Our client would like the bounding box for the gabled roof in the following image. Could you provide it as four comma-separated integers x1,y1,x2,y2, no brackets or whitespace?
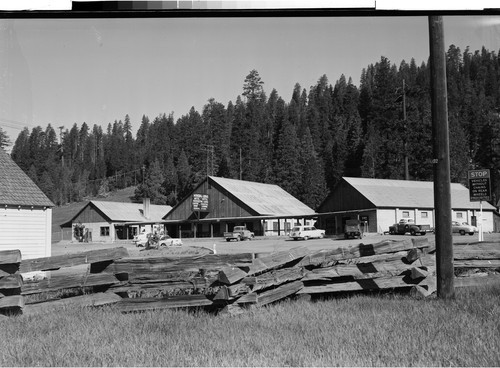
343,177,496,210
73,200,171,223
209,176,316,216
0,149,54,207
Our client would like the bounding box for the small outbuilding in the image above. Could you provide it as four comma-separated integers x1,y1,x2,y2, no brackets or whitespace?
163,176,317,238
317,177,497,235
0,149,54,259
64,199,171,242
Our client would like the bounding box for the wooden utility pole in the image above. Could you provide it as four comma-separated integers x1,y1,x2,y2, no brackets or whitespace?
429,16,454,299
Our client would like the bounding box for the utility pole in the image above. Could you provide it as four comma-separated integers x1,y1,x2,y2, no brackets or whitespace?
429,16,454,299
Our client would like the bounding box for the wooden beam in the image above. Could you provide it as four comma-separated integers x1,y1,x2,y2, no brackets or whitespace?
0,295,24,309
0,250,22,264
20,247,129,273
23,292,122,315
246,247,309,276
298,239,430,267
454,260,500,268
218,266,249,285
454,275,500,288
244,267,306,292
255,280,303,307
116,294,213,313
0,274,23,289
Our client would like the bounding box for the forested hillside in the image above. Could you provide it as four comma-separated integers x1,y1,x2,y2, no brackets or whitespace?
5,45,500,210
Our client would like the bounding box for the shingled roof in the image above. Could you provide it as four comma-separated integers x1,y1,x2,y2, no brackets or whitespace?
0,149,54,207
343,177,496,210
209,176,316,216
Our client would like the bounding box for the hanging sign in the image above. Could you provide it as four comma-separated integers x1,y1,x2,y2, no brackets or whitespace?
192,194,209,211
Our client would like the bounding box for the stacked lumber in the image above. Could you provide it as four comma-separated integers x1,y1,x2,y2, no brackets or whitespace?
216,239,436,315
453,241,500,287
0,250,24,316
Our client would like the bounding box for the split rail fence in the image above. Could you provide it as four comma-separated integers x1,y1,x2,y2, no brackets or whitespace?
1,238,500,318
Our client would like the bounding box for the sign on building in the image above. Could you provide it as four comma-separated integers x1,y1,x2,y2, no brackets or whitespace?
192,194,209,211
468,169,491,202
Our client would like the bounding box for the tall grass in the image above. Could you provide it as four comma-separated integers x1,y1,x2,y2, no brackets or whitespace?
1,284,499,367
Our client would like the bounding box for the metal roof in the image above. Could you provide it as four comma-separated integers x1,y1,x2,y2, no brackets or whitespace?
90,201,171,222
0,149,54,207
209,176,316,216
343,177,496,210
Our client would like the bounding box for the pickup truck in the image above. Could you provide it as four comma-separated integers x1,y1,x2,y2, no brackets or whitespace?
224,226,255,241
389,219,432,236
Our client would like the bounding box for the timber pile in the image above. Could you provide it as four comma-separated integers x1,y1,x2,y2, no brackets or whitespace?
0,250,23,317
0,238,499,317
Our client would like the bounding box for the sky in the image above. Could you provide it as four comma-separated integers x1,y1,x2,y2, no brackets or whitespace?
1,14,500,145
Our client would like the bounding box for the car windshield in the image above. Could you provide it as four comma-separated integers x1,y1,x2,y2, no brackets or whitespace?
291,227,301,232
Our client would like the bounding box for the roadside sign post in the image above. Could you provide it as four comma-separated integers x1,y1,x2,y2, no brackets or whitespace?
468,169,491,242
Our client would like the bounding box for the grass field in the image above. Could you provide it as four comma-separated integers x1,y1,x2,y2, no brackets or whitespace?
1,284,499,367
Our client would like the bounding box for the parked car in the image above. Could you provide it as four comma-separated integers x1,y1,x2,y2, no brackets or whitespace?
290,225,325,240
224,226,255,241
159,235,183,247
133,232,151,247
344,219,363,239
389,219,432,236
452,221,477,236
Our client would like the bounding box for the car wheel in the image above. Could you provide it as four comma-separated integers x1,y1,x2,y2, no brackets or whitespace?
410,229,416,236
469,232,474,236
420,232,426,236
459,230,465,236
303,236,309,241
320,233,325,238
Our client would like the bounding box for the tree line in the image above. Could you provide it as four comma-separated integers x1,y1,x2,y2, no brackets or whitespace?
5,44,500,210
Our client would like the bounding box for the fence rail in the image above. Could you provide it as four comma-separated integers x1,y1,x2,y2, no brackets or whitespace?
1,238,500,317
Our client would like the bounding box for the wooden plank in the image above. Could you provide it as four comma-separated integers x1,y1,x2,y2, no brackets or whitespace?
0,274,23,289
298,239,430,267
20,247,129,273
454,274,500,288
213,284,252,301
218,267,249,285
236,292,258,304
23,292,122,315
299,275,427,294
22,271,120,295
0,263,20,277
255,280,303,306
0,250,22,265
454,259,500,268
246,247,309,276
110,277,216,297
244,267,307,292
0,295,24,309
116,295,213,313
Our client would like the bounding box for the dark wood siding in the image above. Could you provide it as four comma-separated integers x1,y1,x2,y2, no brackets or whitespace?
318,180,375,213
73,204,108,223
165,178,256,221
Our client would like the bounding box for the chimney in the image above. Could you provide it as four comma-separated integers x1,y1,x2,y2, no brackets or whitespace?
143,197,150,220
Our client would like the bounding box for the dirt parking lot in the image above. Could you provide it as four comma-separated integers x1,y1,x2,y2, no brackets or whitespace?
51,231,496,258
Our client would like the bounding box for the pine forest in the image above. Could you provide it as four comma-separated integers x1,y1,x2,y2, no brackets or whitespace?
3,45,500,210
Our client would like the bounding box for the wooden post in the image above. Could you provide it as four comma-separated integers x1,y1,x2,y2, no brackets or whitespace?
428,16,454,299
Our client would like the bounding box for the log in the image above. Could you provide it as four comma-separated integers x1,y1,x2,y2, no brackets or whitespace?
22,271,120,295
20,247,129,273
23,292,122,315
236,292,258,304
255,280,303,307
454,274,500,288
299,275,426,294
246,247,309,276
0,250,22,264
298,239,430,267
0,274,23,289
214,283,252,301
0,295,24,309
116,294,213,313
0,263,20,277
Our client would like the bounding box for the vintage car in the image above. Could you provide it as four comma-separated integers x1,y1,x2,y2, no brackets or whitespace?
134,233,182,247
452,221,477,236
290,225,325,240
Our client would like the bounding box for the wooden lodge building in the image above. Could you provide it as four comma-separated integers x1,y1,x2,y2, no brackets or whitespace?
163,176,318,238
317,177,497,235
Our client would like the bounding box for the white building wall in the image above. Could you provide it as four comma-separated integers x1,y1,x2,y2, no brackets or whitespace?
263,218,315,236
0,207,52,259
76,221,114,242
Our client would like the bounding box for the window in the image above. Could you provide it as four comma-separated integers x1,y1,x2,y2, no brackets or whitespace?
456,212,463,219
402,211,410,218
421,212,428,218
100,226,110,236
